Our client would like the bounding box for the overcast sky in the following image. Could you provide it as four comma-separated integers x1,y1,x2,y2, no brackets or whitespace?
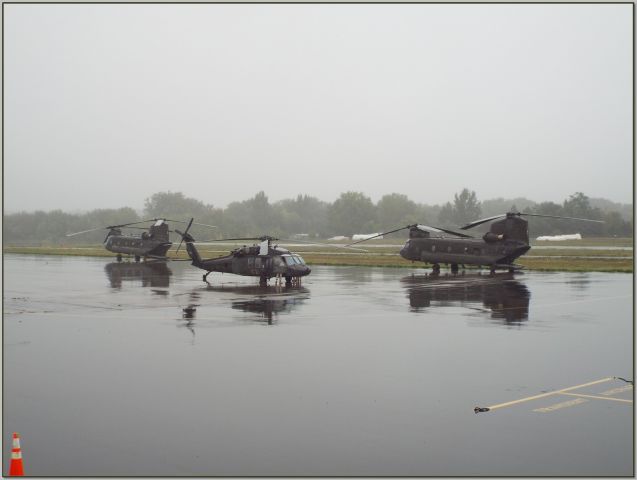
4,3,633,213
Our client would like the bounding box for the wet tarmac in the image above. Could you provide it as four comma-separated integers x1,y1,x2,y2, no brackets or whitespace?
3,254,633,476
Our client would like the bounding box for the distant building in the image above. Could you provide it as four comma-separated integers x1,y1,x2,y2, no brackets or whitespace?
292,233,310,240
327,235,349,241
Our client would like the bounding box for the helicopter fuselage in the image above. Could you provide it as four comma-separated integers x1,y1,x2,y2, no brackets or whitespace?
105,235,172,258
104,221,172,260
399,237,531,269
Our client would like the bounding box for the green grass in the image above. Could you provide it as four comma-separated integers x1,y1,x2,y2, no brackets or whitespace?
3,238,633,273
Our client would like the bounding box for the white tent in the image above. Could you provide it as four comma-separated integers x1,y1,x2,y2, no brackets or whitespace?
536,233,582,241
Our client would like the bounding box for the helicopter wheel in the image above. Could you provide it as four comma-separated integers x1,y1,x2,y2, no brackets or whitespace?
135,255,141,263
259,276,267,287
285,276,292,286
450,264,459,274
432,264,441,274
116,254,122,263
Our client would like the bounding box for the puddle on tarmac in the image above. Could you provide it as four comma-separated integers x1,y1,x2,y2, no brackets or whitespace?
3,255,633,476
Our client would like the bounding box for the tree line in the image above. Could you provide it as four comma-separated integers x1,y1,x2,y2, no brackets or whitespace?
3,189,632,245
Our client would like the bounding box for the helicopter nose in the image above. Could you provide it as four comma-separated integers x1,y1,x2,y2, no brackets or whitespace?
299,265,311,276
291,264,311,276
400,245,413,260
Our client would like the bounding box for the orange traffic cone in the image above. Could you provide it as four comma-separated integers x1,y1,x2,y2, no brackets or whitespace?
9,432,24,476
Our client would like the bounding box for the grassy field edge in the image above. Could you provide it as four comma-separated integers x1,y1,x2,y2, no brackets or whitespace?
3,244,633,273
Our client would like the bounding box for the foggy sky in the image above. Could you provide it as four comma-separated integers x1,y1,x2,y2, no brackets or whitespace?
4,3,633,213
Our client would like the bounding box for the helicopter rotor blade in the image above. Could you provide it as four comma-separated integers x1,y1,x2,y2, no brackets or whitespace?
66,218,170,236
418,225,475,238
345,225,412,247
516,212,605,223
275,238,369,252
203,236,279,242
460,215,508,230
461,212,605,230
175,218,194,254
107,218,163,229
65,227,106,237
164,219,218,229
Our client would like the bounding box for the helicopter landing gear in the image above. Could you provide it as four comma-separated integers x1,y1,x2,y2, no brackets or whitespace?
134,255,141,263
432,264,441,274
285,276,292,286
259,275,268,287
116,254,122,263
203,271,211,283
450,263,459,274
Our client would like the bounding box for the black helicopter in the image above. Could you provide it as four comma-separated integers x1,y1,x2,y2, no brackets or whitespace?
66,218,215,262
348,211,603,273
175,219,312,286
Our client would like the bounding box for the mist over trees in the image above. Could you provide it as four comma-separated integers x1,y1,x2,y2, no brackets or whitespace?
3,189,632,245
437,188,482,227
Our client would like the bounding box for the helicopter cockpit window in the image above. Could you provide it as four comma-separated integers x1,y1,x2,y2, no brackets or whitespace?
282,255,306,266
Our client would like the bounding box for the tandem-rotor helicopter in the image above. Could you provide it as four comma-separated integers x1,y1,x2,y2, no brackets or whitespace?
66,218,216,262
174,219,312,286
347,211,604,274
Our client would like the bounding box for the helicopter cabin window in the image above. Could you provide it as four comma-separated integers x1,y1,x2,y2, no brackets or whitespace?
431,245,436,252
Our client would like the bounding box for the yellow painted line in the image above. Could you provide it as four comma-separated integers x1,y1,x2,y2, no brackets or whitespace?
533,397,588,413
558,392,633,403
482,377,615,412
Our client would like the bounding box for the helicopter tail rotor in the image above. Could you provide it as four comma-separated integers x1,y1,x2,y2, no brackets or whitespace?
175,218,195,254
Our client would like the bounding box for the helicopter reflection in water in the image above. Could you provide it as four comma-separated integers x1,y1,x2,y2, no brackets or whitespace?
175,284,309,333
401,273,531,324
226,285,309,325
104,261,172,289
232,294,308,325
